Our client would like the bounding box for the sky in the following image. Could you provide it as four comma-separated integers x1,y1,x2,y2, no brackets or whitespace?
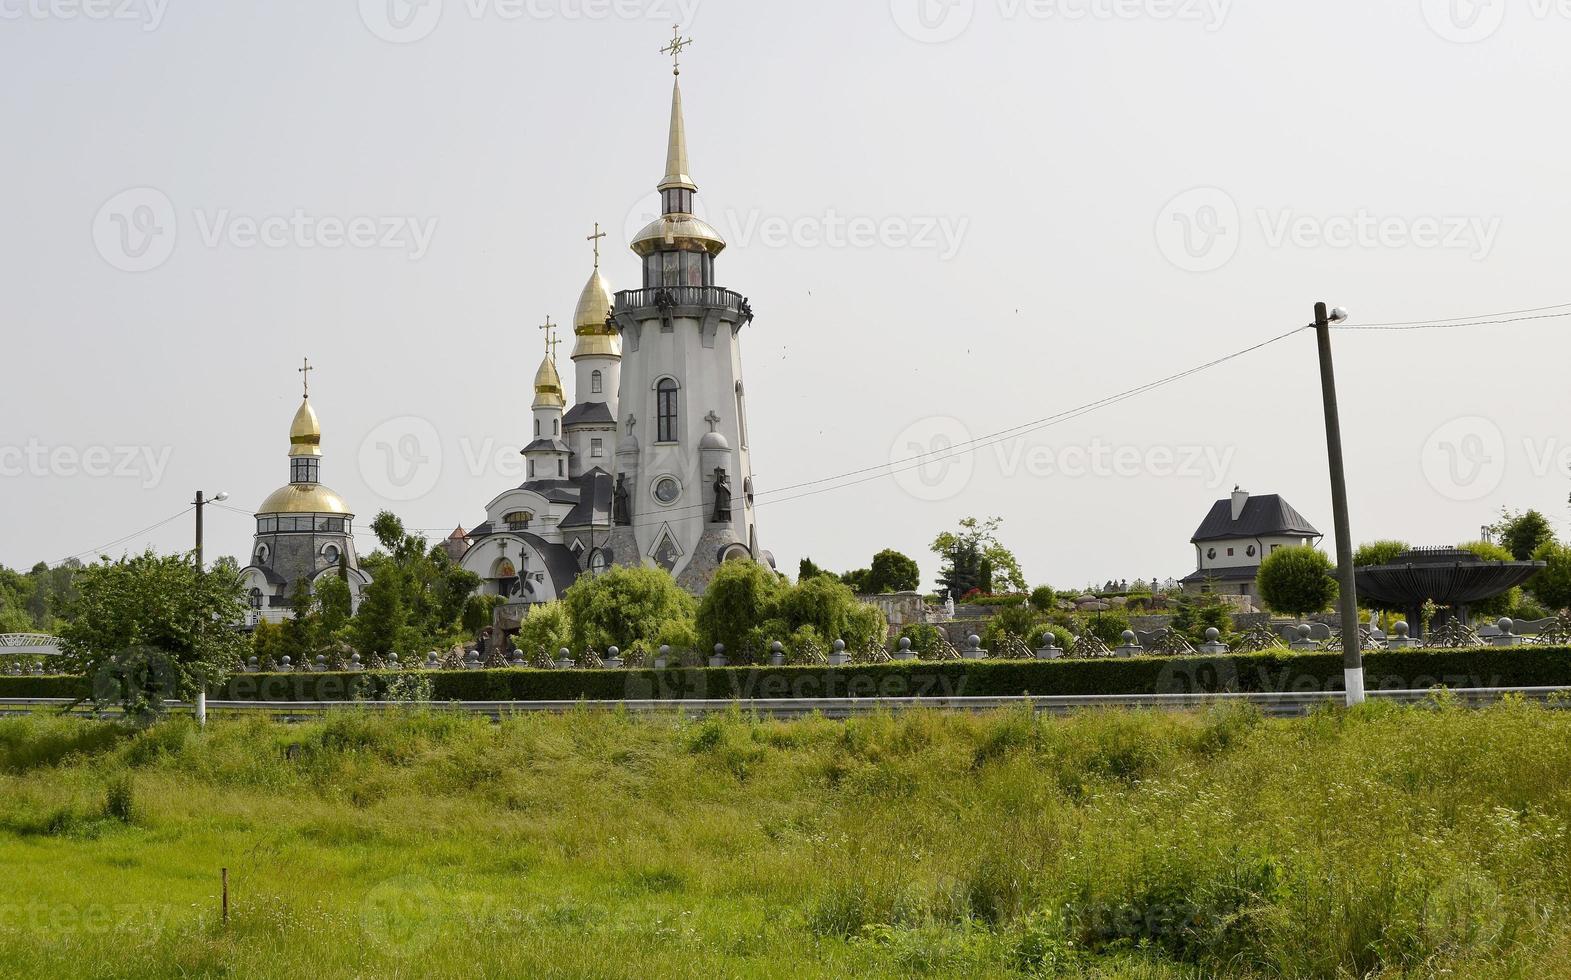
2,0,1568,592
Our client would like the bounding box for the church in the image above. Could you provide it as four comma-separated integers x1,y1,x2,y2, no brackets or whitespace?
238,35,770,627
453,36,770,605
237,375,373,626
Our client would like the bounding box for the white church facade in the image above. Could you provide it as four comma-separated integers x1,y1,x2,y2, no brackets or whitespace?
453,45,769,606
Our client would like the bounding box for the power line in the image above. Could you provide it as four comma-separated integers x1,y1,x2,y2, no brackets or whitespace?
1348,300,1571,329
52,507,194,567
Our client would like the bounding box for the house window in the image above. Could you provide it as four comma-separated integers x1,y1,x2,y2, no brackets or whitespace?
553,419,559,436
290,458,319,484
1207,548,1217,560
558,459,565,477
1227,548,1234,557
591,438,604,458
504,511,533,530
322,544,341,565
657,379,678,442
591,370,603,394
248,589,263,610
528,460,536,478
534,419,540,438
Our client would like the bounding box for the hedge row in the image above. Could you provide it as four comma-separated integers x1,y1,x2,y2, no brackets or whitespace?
3,647,1570,703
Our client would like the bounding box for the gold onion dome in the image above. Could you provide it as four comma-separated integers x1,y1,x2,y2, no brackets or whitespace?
258,483,351,515
289,398,322,456
572,268,621,359
533,354,566,409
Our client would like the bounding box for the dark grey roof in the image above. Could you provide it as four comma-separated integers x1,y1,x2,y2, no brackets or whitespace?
1180,565,1259,584
523,438,572,455
1191,495,1320,543
563,402,615,428
516,532,584,591
561,469,612,528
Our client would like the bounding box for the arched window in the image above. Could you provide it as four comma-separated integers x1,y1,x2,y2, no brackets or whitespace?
553,418,559,436
657,378,679,442
534,419,540,438
248,588,263,610
735,381,749,449
591,370,603,395
504,511,533,530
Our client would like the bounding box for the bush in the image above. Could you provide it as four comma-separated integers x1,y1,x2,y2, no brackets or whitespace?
103,774,137,824
8,648,1571,703
1076,610,1132,647
1257,547,1339,618
896,623,943,657
562,566,695,652
1028,586,1057,613
697,561,784,656
516,603,572,658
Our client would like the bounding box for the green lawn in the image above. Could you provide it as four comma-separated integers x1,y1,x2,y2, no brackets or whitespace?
2,699,1569,978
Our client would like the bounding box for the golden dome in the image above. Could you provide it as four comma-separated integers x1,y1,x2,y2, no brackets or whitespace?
258,482,351,515
572,269,621,359
533,355,566,409
289,398,322,457
630,214,727,258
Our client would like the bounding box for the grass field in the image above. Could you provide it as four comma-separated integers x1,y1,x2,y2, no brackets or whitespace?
2,699,1570,978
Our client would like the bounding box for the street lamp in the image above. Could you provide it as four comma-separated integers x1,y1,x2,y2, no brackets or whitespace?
193,490,229,572
1312,303,1364,706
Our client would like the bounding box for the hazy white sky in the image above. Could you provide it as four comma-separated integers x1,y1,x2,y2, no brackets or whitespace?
2,0,1568,590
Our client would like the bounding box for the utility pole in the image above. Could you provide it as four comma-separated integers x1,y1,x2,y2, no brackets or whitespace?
1314,302,1365,706
194,490,206,572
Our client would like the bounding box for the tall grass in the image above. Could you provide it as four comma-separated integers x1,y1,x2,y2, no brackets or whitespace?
0,700,1568,977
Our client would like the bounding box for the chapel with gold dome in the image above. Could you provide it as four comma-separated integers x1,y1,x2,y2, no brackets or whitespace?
237,364,372,627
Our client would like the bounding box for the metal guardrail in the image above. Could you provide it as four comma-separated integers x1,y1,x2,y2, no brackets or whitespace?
1,687,1566,721
0,634,63,655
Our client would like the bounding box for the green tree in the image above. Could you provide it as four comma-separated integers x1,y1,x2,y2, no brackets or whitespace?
1529,541,1571,611
1490,509,1556,561
932,517,1027,598
58,552,248,722
697,560,784,656
1169,592,1233,644
798,557,832,582
864,549,920,594
1028,585,1057,613
315,574,353,639
1256,547,1339,618
516,602,572,657
350,565,409,656
562,565,696,651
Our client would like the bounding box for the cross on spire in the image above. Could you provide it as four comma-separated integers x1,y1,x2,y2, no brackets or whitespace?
298,357,313,398
539,317,560,359
661,24,693,76
587,221,607,270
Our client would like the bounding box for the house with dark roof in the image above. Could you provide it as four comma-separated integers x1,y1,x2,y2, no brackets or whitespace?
1179,488,1322,608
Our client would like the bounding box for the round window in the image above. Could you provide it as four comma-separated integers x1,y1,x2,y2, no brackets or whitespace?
323,545,341,565
1207,548,1217,560
1246,545,1257,558
653,477,681,504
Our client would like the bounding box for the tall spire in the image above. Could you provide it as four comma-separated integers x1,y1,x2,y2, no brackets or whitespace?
659,26,697,195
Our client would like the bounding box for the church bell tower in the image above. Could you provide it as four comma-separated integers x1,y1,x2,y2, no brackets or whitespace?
607,28,763,589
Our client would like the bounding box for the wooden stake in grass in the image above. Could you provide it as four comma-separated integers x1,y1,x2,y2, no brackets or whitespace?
222,868,229,924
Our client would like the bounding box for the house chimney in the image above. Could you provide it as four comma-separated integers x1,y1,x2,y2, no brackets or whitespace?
1231,486,1249,521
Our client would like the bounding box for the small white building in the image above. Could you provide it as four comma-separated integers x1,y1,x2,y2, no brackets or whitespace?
1179,488,1321,607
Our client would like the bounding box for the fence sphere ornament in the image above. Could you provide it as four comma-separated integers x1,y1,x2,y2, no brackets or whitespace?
1122,630,1138,644
1394,621,1411,637
899,637,912,651
1205,628,1221,642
